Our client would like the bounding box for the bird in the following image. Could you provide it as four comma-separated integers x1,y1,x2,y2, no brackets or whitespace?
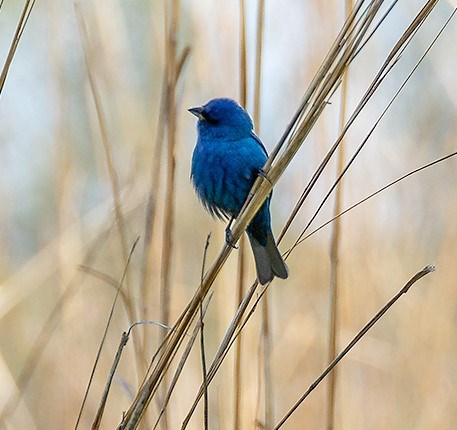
189,97,288,285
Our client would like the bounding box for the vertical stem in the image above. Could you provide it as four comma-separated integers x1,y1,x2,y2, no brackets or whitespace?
159,0,180,428
234,236,246,430
252,0,273,428
0,0,36,96
140,74,167,331
239,0,247,108
200,236,211,430
326,1,352,429
253,0,264,128
75,5,148,395
261,293,273,429
234,1,248,428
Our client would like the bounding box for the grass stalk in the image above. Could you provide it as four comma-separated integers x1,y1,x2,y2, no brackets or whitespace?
76,237,139,430
286,0,445,257
326,2,352,428
78,265,130,316
91,332,129,430
274,264,436,429
301,149,457,245
239,0,247,108
223,147,457,407
181,2,450,424
253,0,265,129
234,1,248,427
260,293,272,428
2,1,455,428
152,295,212,430
139,72,167,324
233,234,246,430
181,280,261,429
140,44,190,344
117,3,425,428
252,0,274,427
0,232,108,425
199,235,211,430
0,0,36,96
235,0,385,251
75,3,134,311
74,11,152,424
157,1,182,428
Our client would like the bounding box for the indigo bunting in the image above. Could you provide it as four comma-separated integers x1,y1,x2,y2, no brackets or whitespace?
189,98,288,285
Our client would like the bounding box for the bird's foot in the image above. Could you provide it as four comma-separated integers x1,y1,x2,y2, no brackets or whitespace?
258,168,272,184
225,227,238,249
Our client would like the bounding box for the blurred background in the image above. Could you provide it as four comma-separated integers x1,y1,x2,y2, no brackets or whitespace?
0,0,456,429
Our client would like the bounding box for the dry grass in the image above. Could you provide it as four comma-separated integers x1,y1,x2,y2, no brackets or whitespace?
0,0,457,429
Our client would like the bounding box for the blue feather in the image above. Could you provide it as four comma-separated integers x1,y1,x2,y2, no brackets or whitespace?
190,98,288,284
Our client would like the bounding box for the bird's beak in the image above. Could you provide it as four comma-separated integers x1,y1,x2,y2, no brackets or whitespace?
188,106,204,120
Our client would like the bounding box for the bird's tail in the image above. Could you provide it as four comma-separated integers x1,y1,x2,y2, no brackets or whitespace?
248,231,288,285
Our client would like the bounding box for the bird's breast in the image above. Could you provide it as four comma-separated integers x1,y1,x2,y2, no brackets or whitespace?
191,139,256,217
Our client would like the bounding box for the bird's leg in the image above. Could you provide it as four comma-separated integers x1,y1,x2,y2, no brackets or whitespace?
225,217,238,249
258,168,272,184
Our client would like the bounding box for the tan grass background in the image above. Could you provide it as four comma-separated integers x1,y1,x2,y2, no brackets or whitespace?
0,0,457,429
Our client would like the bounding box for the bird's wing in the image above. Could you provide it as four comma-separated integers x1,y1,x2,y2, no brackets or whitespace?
250,132,269,160
249,132,274,200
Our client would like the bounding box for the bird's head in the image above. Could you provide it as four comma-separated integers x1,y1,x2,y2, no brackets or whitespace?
188,98,253,140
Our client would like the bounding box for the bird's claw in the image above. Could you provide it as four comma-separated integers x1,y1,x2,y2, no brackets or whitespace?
258,168,272,184
225,227,238,249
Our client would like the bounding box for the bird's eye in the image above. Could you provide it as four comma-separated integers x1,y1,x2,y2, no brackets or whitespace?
202,111,218,124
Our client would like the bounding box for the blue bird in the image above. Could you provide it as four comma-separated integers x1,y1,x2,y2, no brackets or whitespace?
189,98,288,285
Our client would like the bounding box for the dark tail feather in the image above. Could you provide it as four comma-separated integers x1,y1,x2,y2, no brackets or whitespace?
248,231,288,285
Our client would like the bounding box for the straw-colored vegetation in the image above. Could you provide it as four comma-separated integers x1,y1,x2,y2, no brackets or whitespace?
0,1,456,429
